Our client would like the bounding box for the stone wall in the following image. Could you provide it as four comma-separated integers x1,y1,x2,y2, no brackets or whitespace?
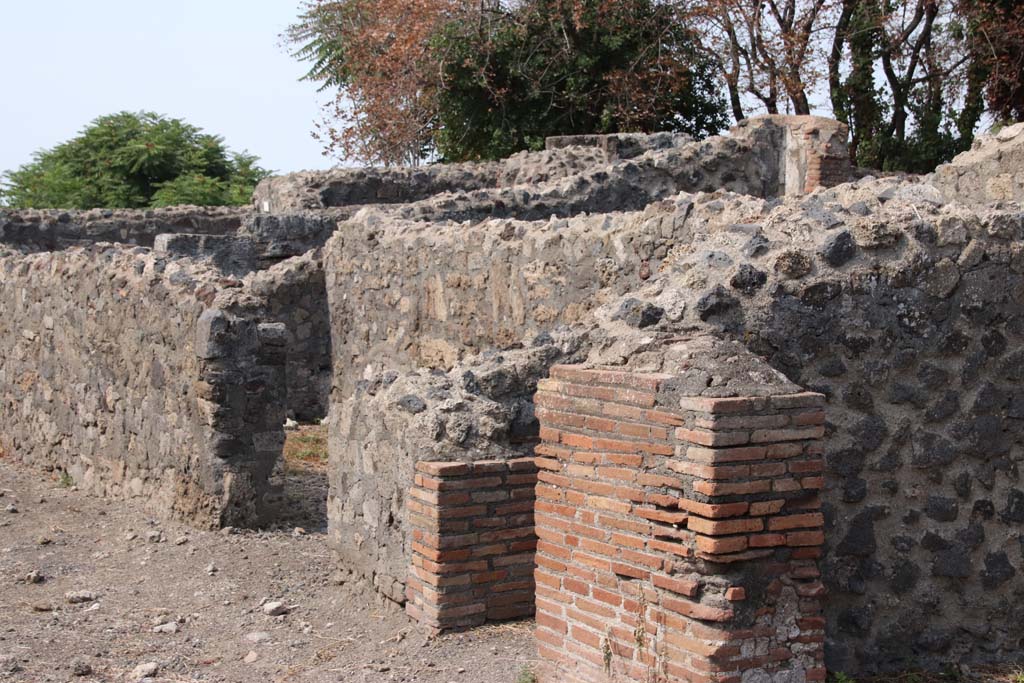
252,145,615,214
932,122,1024,204
258,116,851,219
239,252,332,421
0,208,337,423
325,340,582,603
582,182,1024,674
0,206,249,251
321,121,1023,671
0,245,286,526
533,345,826,683
322,209,649,390
317,115,849,630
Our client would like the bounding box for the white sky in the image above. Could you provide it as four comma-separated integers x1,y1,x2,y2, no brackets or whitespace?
0,1,337,176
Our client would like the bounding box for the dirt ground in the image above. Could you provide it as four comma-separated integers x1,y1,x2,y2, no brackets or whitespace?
0,450,535,683
2,443,1020,683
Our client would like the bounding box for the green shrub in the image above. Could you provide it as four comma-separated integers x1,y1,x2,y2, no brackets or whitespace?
1,111,268,209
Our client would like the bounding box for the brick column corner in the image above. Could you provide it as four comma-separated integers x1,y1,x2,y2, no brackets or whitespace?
406,458,538,633
533,353,826,683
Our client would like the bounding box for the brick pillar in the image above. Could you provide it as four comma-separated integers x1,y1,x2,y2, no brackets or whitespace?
533,364,826,683
406,458,538,632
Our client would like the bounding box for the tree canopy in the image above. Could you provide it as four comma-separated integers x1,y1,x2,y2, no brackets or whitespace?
288,0,728,165
0,112,268,209
290,0,1024,173
432,0,727,161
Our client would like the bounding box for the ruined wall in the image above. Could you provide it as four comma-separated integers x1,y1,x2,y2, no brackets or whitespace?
323,209,651,389
326,340,582,602
322,119,1022,672
321,116,852,392
259,116,850,219
0,206,249,251
580,181,1024,674
243,252,332,421
252,142,628,214
0,208,338,422
932,122,1024,204
0,245,287,527
319,114,853,623
533,344,826,683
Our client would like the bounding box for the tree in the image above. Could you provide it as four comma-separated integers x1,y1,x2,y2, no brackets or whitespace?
956,0,1024,123
693,0,1012,172
828,0,987,171
0,112,269,209
694,0,837,120
288,0,465,166
433,0,727,160
288,0,728,164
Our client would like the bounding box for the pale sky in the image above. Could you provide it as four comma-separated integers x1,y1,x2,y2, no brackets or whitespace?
0,1,337,177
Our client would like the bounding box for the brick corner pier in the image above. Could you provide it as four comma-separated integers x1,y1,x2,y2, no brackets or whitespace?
405,458,539,633
533,359,827,683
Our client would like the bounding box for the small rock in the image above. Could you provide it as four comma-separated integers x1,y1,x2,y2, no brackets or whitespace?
695,286,738,320
774,250,813,279
146,530,163,543
262,601,289,616
4,504,17,514
153,621,179,634
71,659,92,676
611,298,664,328
130,662,159,680
37,536,52,546
922,258,960,298
284,417,299,431
206,563,218,575
821,230,857,267
174,536,189,545
243,650,259,663
26,570,43,584
292,527,306,537
396,394,427,414
65,590,97,604
124,531,137,542
221,526,236,536
0,654,22,673
729,264,767,295
244,631,271,643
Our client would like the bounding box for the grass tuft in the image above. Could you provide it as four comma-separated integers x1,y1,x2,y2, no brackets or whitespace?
283,425,328,470
515,666,537,683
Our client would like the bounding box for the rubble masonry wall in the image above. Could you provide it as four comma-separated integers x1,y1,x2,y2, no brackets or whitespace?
0,245,288,526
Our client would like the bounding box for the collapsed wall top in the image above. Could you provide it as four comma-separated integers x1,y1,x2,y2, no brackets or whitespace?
253,116,852,215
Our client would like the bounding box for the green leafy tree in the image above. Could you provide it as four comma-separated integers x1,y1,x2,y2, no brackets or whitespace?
432,0,728,161
288,0,728,165
0,112,269,209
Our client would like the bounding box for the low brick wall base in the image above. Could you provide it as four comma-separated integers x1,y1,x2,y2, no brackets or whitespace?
406,459,538,632
534,364,827,683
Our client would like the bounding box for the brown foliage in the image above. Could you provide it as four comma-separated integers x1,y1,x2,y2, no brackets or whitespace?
302,0,470,166
958,0,1024,122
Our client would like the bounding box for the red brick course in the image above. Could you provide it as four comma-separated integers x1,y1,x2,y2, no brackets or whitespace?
406,458,538,632
534,364,827,683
